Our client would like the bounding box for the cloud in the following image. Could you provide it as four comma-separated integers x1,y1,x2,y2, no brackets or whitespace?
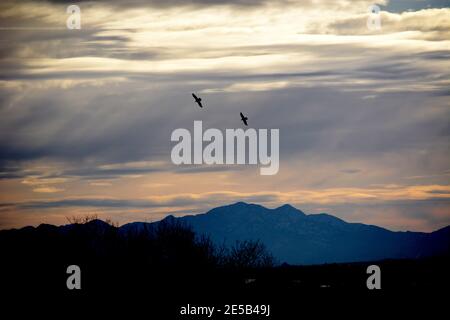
325,8,450,40
32,186,64,193
22,176,68,186
10,184,450,209
340,169,361,174
43,0,273,7
381,0,450,13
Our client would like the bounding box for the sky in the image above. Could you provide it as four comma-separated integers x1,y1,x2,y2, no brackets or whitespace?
0,0,449,231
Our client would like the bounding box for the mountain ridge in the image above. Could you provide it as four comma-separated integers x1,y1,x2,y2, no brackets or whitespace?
119,202,449,264
4,202,449,265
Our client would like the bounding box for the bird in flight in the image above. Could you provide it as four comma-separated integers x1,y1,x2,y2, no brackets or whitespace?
240,112,248,126
192,93,203,108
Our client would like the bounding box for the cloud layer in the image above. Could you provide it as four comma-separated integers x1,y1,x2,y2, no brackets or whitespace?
0,0,449,231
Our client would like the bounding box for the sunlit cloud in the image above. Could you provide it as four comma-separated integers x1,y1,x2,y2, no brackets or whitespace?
32,186,64,193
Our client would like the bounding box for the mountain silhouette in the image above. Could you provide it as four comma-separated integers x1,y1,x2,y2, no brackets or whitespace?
122,202,450,264
1,202,449,296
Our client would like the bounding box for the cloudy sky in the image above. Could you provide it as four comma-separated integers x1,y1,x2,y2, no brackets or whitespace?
0,0,449,231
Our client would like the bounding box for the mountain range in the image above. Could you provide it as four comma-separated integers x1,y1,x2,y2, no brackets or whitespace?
121,202,450,265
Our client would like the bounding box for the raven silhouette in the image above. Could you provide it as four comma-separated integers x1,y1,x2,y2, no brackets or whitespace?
192,93,203,108
240,112,248,126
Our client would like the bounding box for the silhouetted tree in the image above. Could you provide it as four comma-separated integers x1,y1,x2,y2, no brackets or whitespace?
66,214,99,224
224,240,275,268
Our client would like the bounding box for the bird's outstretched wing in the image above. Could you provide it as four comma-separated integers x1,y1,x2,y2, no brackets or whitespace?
192,93,198,100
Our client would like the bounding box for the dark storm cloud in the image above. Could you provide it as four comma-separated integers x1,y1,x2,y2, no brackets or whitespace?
1,54,448,175
0,79,176,165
